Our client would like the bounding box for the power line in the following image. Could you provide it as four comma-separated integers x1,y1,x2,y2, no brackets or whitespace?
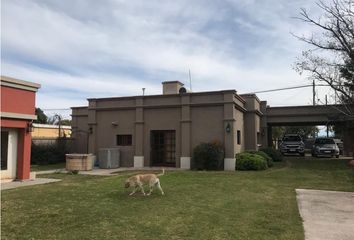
42,109,71,110
250,84,312,94
245,84,338,94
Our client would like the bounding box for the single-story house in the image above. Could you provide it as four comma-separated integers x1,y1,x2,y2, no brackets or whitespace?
72,81,263,170
32,123,71,139
31,123,72,146
1,76,40,180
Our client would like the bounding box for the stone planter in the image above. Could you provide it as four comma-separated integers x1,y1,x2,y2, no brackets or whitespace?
66,154,95,171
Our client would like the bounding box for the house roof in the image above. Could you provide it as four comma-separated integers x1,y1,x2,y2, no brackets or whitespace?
1,75,41,92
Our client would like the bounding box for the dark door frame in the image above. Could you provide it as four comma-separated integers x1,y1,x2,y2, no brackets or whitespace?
150,130,176,167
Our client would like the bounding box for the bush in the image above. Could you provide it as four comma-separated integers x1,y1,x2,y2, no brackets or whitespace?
31,140,68,165
260,147,283,162
245,150,273,167
236,153,268,171
192,141,224,170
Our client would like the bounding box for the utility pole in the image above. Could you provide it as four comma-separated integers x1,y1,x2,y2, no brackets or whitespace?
325,95,328,105
312,80,316,106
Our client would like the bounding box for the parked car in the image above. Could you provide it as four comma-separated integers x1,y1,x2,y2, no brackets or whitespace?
333,139,344,155
280,134,305,156
312,138,339,158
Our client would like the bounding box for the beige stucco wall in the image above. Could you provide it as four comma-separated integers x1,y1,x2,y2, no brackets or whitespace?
72,89,261,168
32,125,71,138
191,106,224,150
95,110,135,167
240,94,262,150
234,108,245,154
143,108,181,167
71,107,89,153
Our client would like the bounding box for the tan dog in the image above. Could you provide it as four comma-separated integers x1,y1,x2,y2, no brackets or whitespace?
124,169,165,196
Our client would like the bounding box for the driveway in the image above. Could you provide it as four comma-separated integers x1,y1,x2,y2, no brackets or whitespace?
296,189,354,240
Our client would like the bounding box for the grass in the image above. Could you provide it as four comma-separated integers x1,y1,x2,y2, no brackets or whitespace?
30,162,66,172
2,157,353,240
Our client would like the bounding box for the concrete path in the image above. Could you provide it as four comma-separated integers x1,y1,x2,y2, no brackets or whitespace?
35,169,67,174
34,167,183,176
78,167,184,176
1,178,62,191
296,189,354,240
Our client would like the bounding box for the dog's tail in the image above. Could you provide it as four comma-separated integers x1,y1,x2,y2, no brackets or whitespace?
157,168,165,177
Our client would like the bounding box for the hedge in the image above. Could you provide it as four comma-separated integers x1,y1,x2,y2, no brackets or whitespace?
236,152,268,171
192,141,224,170
245,150,273,167
259,147,283,162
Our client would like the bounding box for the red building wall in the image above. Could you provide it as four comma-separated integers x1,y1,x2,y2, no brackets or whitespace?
1,78,39,180
1,86,36,115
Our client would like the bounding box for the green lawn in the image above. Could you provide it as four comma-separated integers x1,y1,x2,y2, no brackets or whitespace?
2,157,353,240
30,162,66,172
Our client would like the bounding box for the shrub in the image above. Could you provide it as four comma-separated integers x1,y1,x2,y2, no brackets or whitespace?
245,150,273,167
236,153,268,171
192,141,224,170
31,140,68,165
260,147,283,162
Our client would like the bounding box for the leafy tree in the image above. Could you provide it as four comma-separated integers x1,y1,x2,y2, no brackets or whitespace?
294,0,354,157
272,126,286,139
47,114,71,126
34,108,48,124
273,126,319,139
285,126,319,139
294,0,354,115
60,119,72,126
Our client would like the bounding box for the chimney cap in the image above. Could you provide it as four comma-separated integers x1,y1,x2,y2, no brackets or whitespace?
162,81,184,86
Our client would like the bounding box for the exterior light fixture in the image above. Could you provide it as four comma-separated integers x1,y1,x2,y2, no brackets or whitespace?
89,127,93,134
225,123,231,133
26,121,34,133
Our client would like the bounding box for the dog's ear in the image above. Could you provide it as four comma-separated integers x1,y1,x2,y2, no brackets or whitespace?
124,182,130,188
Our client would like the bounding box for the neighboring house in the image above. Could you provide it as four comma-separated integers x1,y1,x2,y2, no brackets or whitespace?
31,123,72,146
32,123,71,139
1,76,40,181
72,81,263,170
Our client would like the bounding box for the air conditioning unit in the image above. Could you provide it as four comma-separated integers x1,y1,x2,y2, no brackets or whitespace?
98,148,120,169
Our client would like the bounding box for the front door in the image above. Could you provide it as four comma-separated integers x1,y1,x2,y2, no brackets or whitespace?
1,129,18,180
150,130,176,167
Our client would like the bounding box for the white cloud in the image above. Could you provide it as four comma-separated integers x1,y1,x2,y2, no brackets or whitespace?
1,0,335,116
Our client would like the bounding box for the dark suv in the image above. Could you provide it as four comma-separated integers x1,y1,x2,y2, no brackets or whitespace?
280,134,305,156
312,138,340,158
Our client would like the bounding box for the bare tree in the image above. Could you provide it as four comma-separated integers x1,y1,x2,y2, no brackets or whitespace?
294,0,354,115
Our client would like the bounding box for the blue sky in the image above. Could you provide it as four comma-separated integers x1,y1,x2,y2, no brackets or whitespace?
1,0,334,119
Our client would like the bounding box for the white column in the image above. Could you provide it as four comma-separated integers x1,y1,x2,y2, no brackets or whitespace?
180,157,191,169
224,158,236,171
133,156,144,168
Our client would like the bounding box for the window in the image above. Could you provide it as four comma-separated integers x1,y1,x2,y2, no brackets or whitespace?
283,135,302,142
1,131,9,170
117,135,132,146
315,138,335,144
237,130,241,145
